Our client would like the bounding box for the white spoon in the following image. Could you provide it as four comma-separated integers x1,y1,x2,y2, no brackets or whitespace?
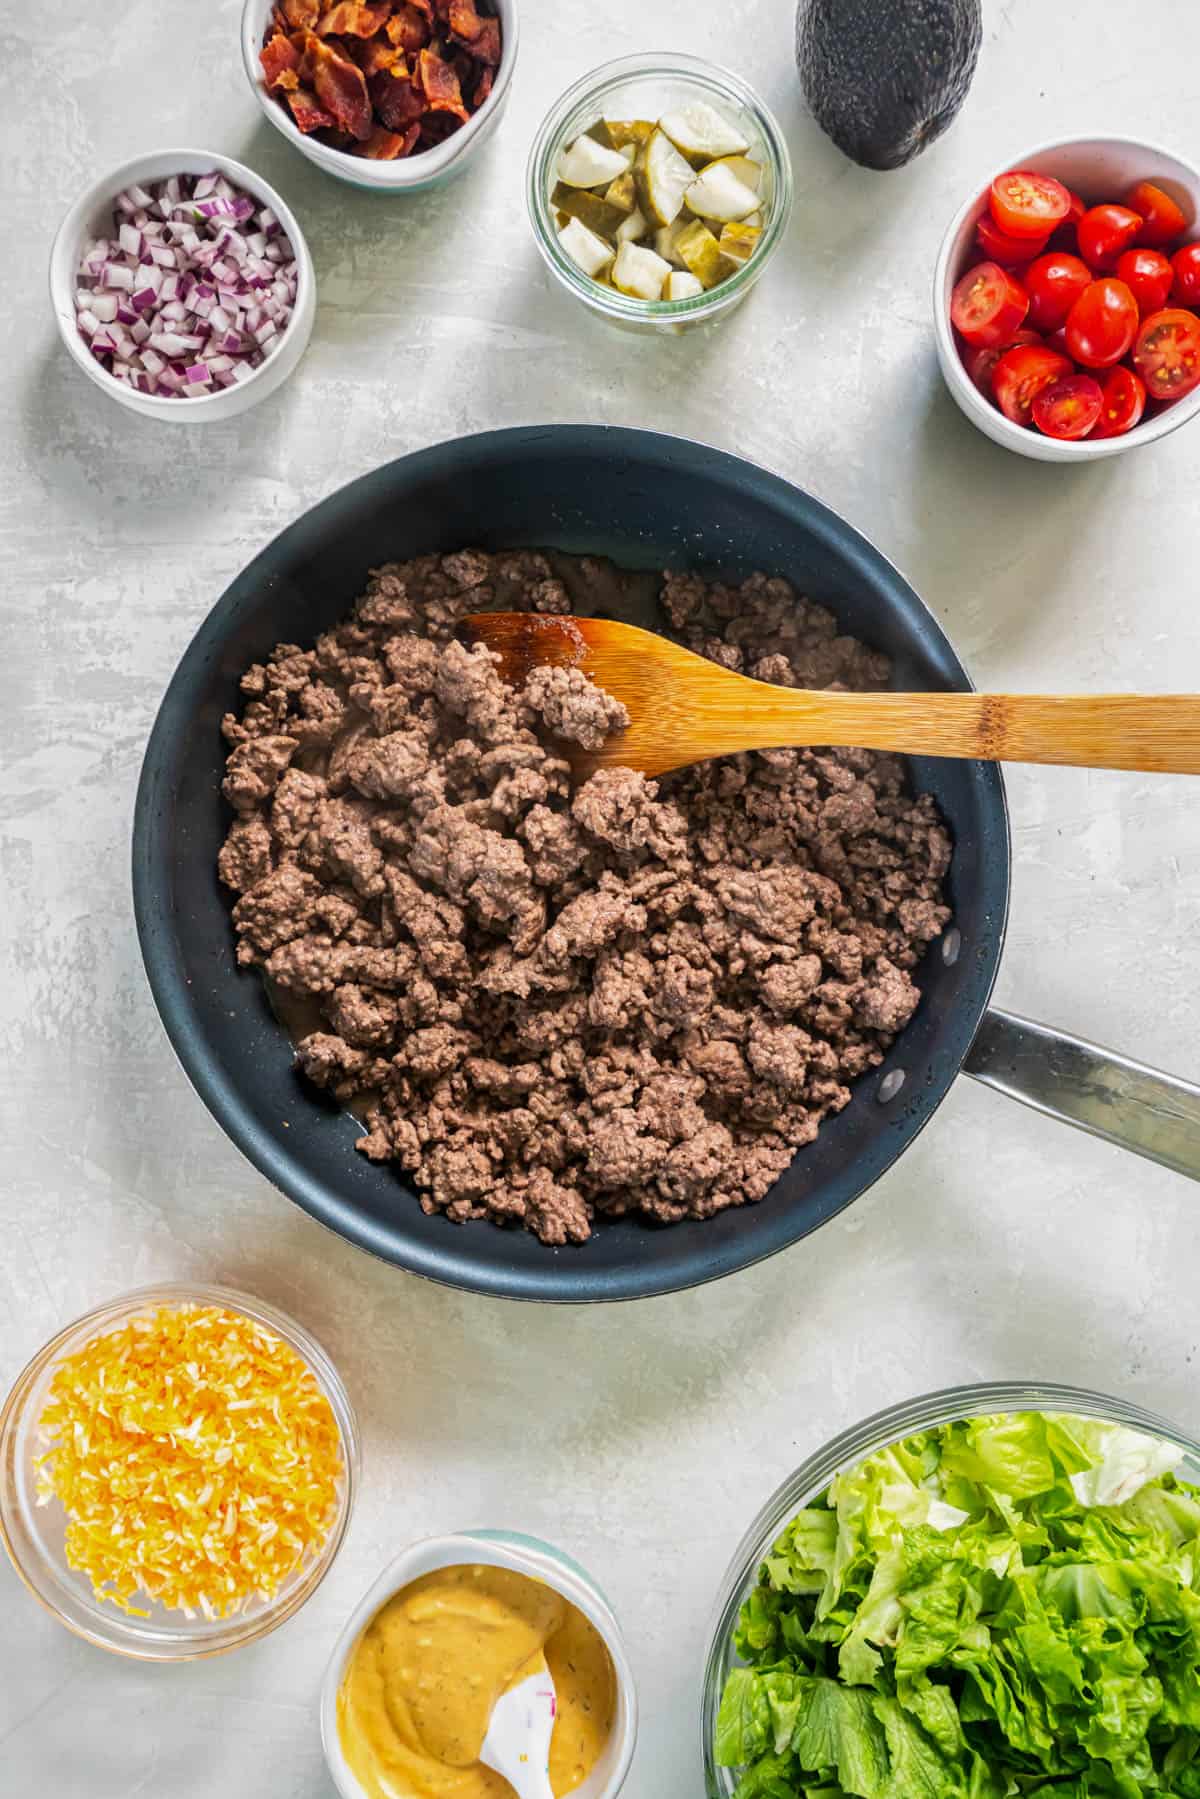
478,1654,558,1799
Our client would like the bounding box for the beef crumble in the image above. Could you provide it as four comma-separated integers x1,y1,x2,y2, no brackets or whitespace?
218,551,952,1244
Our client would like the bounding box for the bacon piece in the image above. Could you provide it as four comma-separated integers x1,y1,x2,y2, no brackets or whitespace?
287,84,336,132
417,45,468,121
315,1,390,35
368,68,427,129
261,31,302,88
473,62,494,105
385,2,430,50
306,31,373,137
447,0,482,40
351,33,406,74
357,121,421,158
465,15,500,65
281,0,319,29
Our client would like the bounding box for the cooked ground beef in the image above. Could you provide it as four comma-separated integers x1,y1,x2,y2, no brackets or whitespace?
218,551,952,1245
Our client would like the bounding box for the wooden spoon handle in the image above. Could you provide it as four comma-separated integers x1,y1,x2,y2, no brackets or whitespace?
747,690,1200,773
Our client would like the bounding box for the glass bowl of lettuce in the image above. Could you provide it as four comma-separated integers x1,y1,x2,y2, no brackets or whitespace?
703,1383,1200,1799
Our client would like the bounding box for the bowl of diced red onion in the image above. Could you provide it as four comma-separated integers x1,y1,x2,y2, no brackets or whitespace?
50,149,315,420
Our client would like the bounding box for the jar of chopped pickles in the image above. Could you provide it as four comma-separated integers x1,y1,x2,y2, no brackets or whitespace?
527,53,793,334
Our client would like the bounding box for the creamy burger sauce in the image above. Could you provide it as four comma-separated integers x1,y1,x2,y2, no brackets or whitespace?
337,1563,616,1798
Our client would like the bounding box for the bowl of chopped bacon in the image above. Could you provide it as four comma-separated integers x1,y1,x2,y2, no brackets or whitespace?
0,1284,358,1657
243,0,516,188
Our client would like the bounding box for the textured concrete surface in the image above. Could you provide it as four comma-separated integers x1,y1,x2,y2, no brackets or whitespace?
3,0,1200,1792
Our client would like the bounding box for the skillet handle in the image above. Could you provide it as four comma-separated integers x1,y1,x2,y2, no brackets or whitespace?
963,1007,1200,1182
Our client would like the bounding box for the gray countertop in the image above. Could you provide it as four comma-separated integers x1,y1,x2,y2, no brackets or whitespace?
4,0,1200,1792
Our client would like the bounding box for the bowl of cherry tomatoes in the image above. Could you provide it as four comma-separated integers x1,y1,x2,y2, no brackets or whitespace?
934,136,1200,460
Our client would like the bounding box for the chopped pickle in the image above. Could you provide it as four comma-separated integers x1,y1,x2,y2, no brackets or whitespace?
604,172,638,214
612,240,673,300
558,216,615,278
585,120,616,149
718,221,762,267
707,154,763,193
555,210,570,229
654,219,690,267
603,119,655,150
674,218,731,289
743,210,763,228
665,270,704,300
616,206,648,244
659,100,749,164
552,183,629,238
636,128,695,228
558,135,631,189
684,161,760,222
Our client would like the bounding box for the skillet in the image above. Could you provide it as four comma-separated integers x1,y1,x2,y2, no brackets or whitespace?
132,426,1200,1301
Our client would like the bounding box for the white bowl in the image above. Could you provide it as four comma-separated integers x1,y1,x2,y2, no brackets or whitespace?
241,0,518,191
49,149,316,423
321,1530,638,1799
934,134,1200,461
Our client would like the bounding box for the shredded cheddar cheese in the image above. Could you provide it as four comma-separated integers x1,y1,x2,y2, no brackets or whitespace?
35,1302,343,1619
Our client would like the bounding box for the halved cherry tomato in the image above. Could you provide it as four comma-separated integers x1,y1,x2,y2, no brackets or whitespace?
990,170,1072,238
1032,373,1104,439
1127,180,1189,248
1077,204,1143,270
962,327,1042,395
1116,247,1174,314
1022,252,1092,330
991,343,1074,426
1171,244,1200,304
976,213,1049,264
1064,278,1139,367
951,261,1030,347
1091,365,1147,438
1047,189,1087,253
1133,308,1200,401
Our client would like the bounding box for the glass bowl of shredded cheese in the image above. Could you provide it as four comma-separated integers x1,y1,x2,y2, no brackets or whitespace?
0,1283,358,1658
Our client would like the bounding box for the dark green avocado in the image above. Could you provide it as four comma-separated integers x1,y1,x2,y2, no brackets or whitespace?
796,0,983,171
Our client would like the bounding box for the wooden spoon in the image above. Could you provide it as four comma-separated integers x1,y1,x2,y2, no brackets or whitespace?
460,612,1200,780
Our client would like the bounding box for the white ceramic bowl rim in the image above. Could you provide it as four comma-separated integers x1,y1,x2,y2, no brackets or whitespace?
239,0,518,185
934,132,1200,461
49,147,314,416
321,1531,638,1799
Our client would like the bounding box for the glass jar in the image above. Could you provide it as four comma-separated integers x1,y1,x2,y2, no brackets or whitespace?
527,52,792,335
700,1381,1200,1796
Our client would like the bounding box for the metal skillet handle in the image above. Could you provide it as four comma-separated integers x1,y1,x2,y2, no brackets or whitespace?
963,1008,1200,1181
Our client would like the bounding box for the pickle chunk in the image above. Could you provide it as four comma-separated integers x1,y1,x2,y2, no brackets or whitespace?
612,241,673,300
665,271,704,300
684,161,760,222
552,183,628,238
659,101,750,164
718,221,762,267
707,154,763,194
616,207,648,244
675,219,731,289
636,129,695,228
558,135,631,188
558,217,615,278
601,118,656,150
604,171,638,214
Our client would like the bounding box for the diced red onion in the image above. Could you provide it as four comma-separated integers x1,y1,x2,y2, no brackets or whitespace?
71,170,298,398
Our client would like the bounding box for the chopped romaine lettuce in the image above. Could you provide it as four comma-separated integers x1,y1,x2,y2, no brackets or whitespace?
717,1411,1198,1799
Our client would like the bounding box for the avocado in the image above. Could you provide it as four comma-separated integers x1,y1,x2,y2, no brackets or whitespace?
796,0,982,171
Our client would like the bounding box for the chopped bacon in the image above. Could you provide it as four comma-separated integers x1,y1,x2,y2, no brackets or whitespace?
447,0,483,39
465,14,499,65
386,2,430,50
417,45,468,121
261,32,302,88
287,85,336,132
351,34,406,75
262,0,499,154
359,121,421,158
315,1,390,35
368,68,427,129
306,31,373,137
